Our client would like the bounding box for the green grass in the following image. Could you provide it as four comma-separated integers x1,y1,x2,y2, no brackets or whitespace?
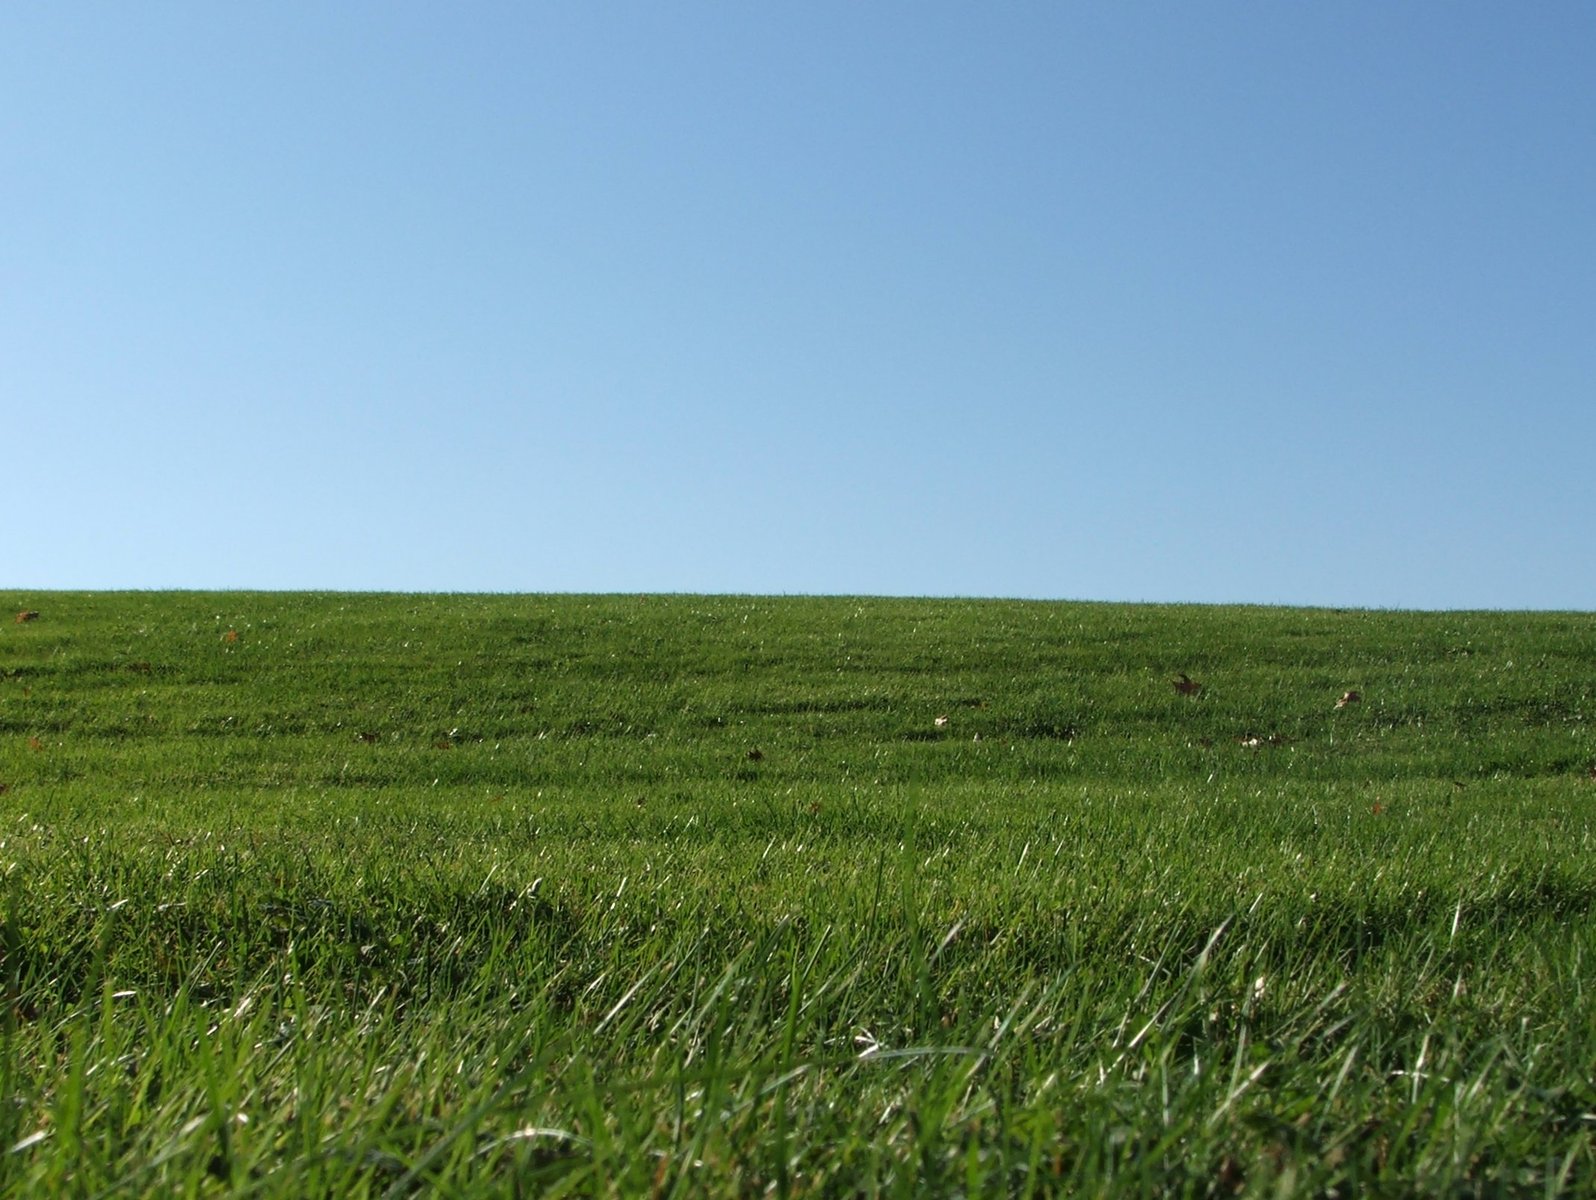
2,591,1594,1196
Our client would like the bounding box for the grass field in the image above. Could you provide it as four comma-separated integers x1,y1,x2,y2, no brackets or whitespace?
2,591,1593,1197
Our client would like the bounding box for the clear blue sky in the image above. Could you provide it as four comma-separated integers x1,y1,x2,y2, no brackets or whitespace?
5,3,1592,608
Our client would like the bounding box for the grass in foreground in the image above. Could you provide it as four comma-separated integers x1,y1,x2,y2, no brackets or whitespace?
1,591,1594,1196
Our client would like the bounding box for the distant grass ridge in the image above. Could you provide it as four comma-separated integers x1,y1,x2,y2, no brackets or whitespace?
2,592,1594,1195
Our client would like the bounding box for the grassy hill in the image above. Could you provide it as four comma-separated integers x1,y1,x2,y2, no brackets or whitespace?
2,592,1594,1196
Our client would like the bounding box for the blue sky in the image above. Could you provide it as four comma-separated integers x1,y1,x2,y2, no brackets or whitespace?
5,3,1592,608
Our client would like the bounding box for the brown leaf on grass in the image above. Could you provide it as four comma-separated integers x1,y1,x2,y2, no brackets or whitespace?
1216,1155,1245,1194
27,737,43,752
14,611,40,624
432,739,454,750
1172,673,1203,696
222,629,239,644
1335,690,1361,708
